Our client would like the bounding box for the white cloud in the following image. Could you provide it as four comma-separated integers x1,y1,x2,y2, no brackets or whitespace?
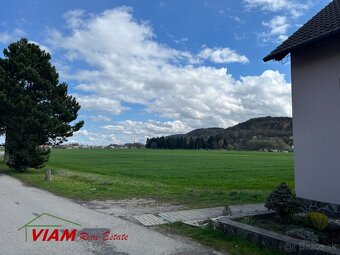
75,95,128,115
103,120,190,140
0,33,11,44
0,28,26,44
244,0,315,44
197,47,249,64
244,0,312,17
74,129,89,136
173,37,188,45
46,7,291,144
260,15,289,43
263,16,289,35
68,120,185,145
63,9,86,29
235,70,292,117
90,114,111,122
67,129,120,145
244,0,287,11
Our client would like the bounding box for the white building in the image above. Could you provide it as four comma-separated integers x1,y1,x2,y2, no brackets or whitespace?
264,0,340,218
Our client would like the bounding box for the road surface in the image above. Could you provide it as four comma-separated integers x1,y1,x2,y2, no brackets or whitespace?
0,174,222,255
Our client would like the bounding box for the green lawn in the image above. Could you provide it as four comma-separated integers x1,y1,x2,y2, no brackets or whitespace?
0,149,294,208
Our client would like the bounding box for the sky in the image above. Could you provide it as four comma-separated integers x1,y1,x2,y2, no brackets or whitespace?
0,0,331,145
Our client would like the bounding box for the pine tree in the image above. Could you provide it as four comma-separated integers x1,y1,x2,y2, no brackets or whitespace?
265,182,301,222
0,39,84,171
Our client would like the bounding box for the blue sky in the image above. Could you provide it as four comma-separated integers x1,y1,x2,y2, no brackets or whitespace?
0,0,331,144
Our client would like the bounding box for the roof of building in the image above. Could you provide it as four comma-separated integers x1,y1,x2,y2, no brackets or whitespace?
263,0,340,62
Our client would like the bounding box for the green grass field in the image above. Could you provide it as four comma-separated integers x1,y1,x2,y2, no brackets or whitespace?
0,149,294,208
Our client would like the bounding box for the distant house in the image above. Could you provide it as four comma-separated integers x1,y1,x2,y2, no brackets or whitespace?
264,0,340,218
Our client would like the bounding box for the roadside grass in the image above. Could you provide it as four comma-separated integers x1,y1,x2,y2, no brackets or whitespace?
160,222,285,255
0,149,294,208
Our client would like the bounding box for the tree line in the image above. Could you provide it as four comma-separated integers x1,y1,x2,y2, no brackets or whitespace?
146,136,227,150
146,135,291,151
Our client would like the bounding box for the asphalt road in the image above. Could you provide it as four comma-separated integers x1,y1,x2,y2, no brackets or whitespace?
0,174,223,255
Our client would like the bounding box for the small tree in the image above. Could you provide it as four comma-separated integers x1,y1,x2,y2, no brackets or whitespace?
0,38,84,171
265,182,301,222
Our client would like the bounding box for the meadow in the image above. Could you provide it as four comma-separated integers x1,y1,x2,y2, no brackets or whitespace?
1,149,294,208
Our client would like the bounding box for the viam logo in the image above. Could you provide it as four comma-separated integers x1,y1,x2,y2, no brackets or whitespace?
17,212,81,242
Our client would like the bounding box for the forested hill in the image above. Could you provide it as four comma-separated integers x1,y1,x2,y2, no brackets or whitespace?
146,116,293,151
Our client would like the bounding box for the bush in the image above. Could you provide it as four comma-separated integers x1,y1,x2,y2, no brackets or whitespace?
265,182,301,222
285,228,319,243
307,212,329,231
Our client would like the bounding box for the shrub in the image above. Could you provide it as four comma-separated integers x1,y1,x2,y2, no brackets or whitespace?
285,228,319,243
307,212,329,231
265,182,301,222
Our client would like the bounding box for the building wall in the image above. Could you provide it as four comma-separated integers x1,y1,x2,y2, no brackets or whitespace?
291,37,340,205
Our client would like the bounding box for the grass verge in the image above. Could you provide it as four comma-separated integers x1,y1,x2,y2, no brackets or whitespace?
160,222,285,255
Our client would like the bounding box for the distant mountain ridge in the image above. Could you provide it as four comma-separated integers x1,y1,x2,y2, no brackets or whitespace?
146,116,293,151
